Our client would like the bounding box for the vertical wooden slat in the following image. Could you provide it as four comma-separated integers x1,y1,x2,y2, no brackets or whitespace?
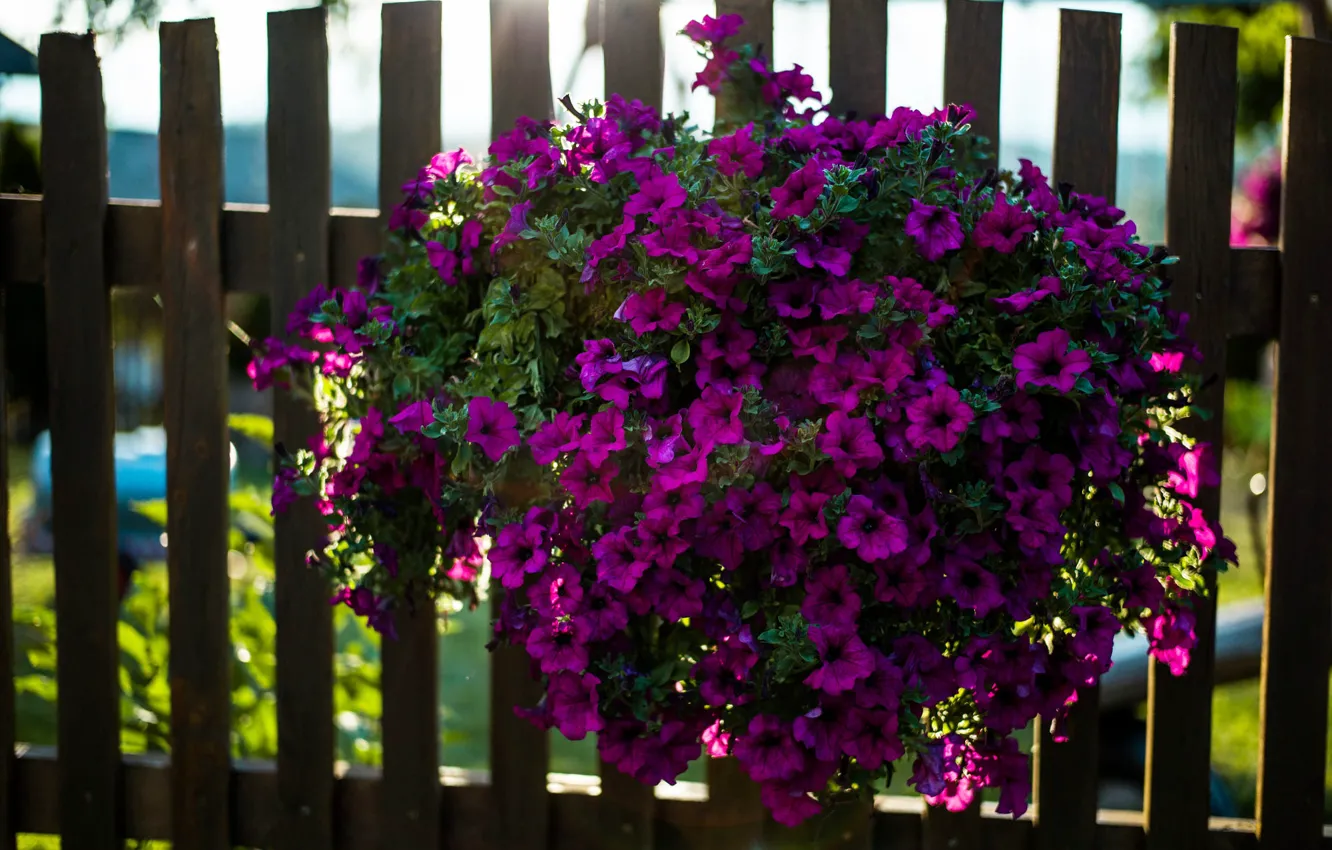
922,806,981,850
487,5,553,848
1035,11,1120,850
701,756,763,850
160,18,230,850
603,0,663,111
378,4,443,849
39,32,121,850
829,0,887,118
1143,23,1236,850
0,288,11,850
598,764,654,850
1256,35,1332,849
943,0,1004,150
491,0,554,136
714,0,773,129
268,8,335,850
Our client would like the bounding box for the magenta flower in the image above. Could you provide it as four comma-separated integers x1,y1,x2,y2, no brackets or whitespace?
941,555,1005,616
733,714,805,782
547,671,603,740
529,412,585,465
905,384,974,453
526,619,588,675
425,240,458,284
837,495,908,561
489,521,549,589
580,408,627,465
804,625,874,695
801,564,862,627
780,489,830,545
905,199,964,262
593,527,649,592
973,193,1037,253
688,385,745,447
624,170,688,222
616,288,686,335
466,397,520,462
388,399,433,434
683,13,744,45
792,699,861,760
561,454,619,508
1013,329,1093,393
709,122,765,178
816,412,884,476
770,158,827,219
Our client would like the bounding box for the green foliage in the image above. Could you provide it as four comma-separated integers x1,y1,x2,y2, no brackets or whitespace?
1146,3,1302,143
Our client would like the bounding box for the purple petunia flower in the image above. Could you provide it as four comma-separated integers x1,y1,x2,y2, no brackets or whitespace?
580,408,627,466
709,122,765,179
616,288,686,336
624,170,688,222
561,454,619,508
780,489,830,546
770,158,827,219
1013,329,1093,394
816,411,884,476
905,384,974,453
973,192,1037,253
489,520,549,589
733,714,806,782
804,625,875,695
547,671,603,740
905,199,964,262
801,564,862,627
837,495,908,561
528,412,586,465
389,399,434,434
466,397,521,462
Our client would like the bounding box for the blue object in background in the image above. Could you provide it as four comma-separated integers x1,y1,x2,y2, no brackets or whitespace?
25,426,238,566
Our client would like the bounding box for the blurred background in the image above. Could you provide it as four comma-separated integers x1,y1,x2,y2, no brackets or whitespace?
0,0,1309,828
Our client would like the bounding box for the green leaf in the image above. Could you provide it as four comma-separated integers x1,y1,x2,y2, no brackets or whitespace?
1108,482,1125,504
670,339,691,365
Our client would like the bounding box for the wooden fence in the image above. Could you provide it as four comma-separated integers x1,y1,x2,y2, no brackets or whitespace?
0,0,1327,847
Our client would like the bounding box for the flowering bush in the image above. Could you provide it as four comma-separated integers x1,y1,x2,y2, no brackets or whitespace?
252,15,1234,824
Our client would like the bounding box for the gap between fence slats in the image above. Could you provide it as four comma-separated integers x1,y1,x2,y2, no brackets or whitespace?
943,0,1003,152
829,0,887,119
160,17,231,850
267,8,336,850
488,6,555,847
1035,10,1120,849
492,0,555,136
377,3,444,848
38,31,122,850
1256,34,1332,849
603,0,663,112
1143,22,1237,850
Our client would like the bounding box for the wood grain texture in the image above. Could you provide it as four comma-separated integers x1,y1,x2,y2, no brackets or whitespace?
1143,23,1237,850
38,32,122,850
267,9,335,850
598,758,655,850
1035,14,1120,849
491,0,554,136
0,288,11,850
829,0,887,118
1256,35,1332,849
943,0,1003,150
1052,10,1121,199
160,18,231,850
378,4,444,848
922,804,981,850
603,0,663,111
700,757,763,850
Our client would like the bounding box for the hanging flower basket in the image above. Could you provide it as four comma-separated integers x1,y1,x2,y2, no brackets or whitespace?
252,14,1234,825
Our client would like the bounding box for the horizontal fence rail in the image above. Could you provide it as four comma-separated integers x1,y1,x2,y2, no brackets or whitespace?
0,0,1326,848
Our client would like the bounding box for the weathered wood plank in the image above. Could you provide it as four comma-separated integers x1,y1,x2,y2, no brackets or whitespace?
378,4,443,849
943,0,1004,150
1143,22,1237,850
603,0,663,111
491,0,554,136
1228,246,1279,339
829,0,887,118
598,763,654,850
38,31,122,850
700,757,763,850
923,805,982,850
1036,11,1121,850
267,8,335,850
1256,34,1332,849
160,17,232,850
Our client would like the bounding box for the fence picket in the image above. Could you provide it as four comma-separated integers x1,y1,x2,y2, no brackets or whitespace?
1256,34,1332,849
267,8,335,850
160,18,231,850
829,0,887,118
604,0,663,111
491,0,554,135
1143,22,1237,850
1034,10,1121,850
377,3,444,848
38,32,121,850
488,5,554,848
943,0,1003,150
702,756,763,850
715,0,773,128
597,764,654,850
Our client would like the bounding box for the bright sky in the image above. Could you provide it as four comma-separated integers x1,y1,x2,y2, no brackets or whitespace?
0,0,1169,157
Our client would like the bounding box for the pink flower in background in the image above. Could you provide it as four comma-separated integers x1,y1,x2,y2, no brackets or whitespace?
465,397,520,462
